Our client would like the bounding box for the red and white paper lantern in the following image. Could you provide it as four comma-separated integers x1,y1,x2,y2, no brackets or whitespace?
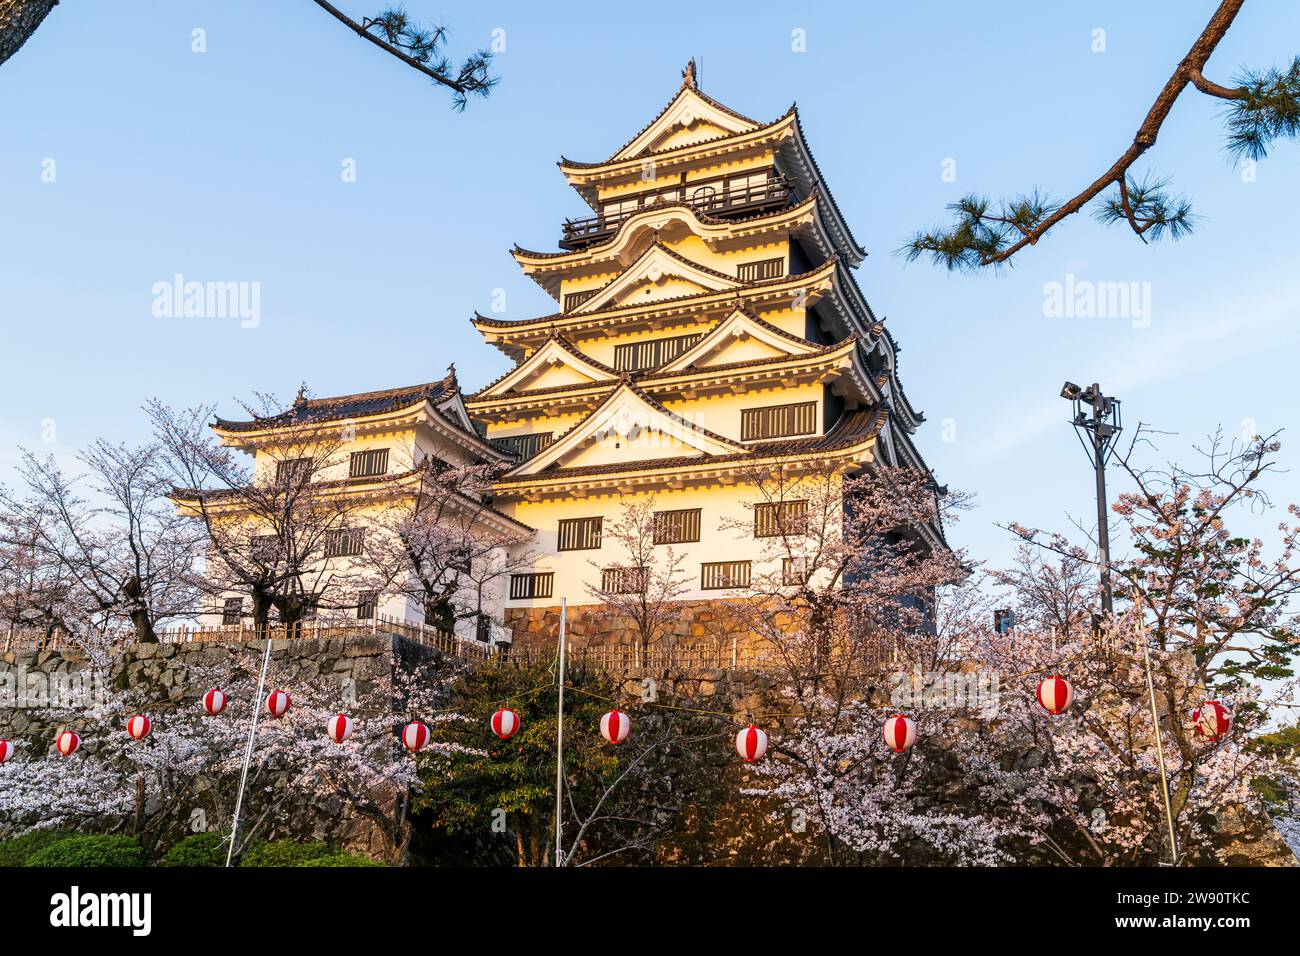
600,709,631,745
265,689,291,718
1036,675,1074,715
55,731,80,757
126,714,151,740
883,714,916,754
402,721,430,753
735,725,769,762
202,688,228,716
490,708,520,740
0,739,12,763
1193,700,1231,741
326,713,353,744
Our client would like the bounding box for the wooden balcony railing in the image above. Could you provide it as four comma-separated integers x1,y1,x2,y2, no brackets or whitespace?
559,174,797,250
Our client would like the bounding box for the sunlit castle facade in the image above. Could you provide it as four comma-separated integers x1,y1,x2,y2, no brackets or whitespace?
468,61,944,643
187,62,944,646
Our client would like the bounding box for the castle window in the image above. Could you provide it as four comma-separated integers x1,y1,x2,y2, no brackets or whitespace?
510,572,554,600
563,289,599,311
702,561,751,590
741,401,817,441
557,516,603,552
356,591,378,620
737,257,785,282
222,598,243,625
653,508,701,545
495,432,554,460
783,557,813,586
613,332,703,372
601,566,648,594
324,527,366,558
275,458,312,485
754,500,809,538
349,448,389,478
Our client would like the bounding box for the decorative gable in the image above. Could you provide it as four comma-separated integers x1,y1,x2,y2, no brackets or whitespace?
611,70,761,161
475,336,615,397
657,307,821,372
508,382,745,477
570,244,740,314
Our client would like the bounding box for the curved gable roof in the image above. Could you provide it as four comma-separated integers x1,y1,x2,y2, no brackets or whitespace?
506,380,745,478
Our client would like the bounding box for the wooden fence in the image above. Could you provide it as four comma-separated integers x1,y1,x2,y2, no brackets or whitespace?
499,638,786,672
2,614,493,663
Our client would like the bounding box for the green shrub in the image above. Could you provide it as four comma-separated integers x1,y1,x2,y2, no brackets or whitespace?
238,840,337,867
0,829,76,867
298,852,383,867
25,834,143,868
160,832,226,867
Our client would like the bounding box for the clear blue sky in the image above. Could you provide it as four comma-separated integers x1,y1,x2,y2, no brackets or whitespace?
2,0,1299,573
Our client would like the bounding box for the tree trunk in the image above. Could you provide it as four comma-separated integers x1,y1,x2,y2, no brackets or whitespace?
0,0,58,68
251,590,272,635
122,575,158,643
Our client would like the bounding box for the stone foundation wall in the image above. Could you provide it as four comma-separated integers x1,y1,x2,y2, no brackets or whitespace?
504,599,753,649
0,636,439,859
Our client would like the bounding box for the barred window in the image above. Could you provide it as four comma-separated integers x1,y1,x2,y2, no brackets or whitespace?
754,500,809,538
701,560,751,590
741,402,817,441
783,557,812,586
324,527,365,558
275,458,312,485
356,591,378,619
737,257,785,282
613,333,703,372
349,448,389,478
563,289,599,311
222,598,242,625
601,566,648,594
475,615,492,642
557,516,602,552
495,432,554,460
653,508,701,545
510,572,554,600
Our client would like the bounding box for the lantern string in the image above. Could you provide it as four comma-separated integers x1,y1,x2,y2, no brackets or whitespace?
559,683,812,722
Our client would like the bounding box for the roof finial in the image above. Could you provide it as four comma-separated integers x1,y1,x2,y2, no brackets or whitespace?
682,58,697,90
294,382,308,404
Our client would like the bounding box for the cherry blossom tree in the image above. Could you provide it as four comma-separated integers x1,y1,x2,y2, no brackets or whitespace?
362,458,535,639
720,461,970,863
0,443,201,647
0,645,457,864
147,395,390,631
585,496,692,658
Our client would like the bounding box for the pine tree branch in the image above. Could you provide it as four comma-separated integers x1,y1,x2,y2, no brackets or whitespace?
312,0,466,92
311,0,496,108
903,0,1253,270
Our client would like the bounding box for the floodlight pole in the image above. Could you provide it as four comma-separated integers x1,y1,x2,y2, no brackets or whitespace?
1061,383,1177,864
1089,389,1114,617
1063,382,1121,617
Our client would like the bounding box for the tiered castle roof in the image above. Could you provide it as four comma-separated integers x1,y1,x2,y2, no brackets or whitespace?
465,62,943,549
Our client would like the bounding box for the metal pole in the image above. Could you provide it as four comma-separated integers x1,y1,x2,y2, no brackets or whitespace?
553,598,567,867
225,635,273,867
1091,385,1114,616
